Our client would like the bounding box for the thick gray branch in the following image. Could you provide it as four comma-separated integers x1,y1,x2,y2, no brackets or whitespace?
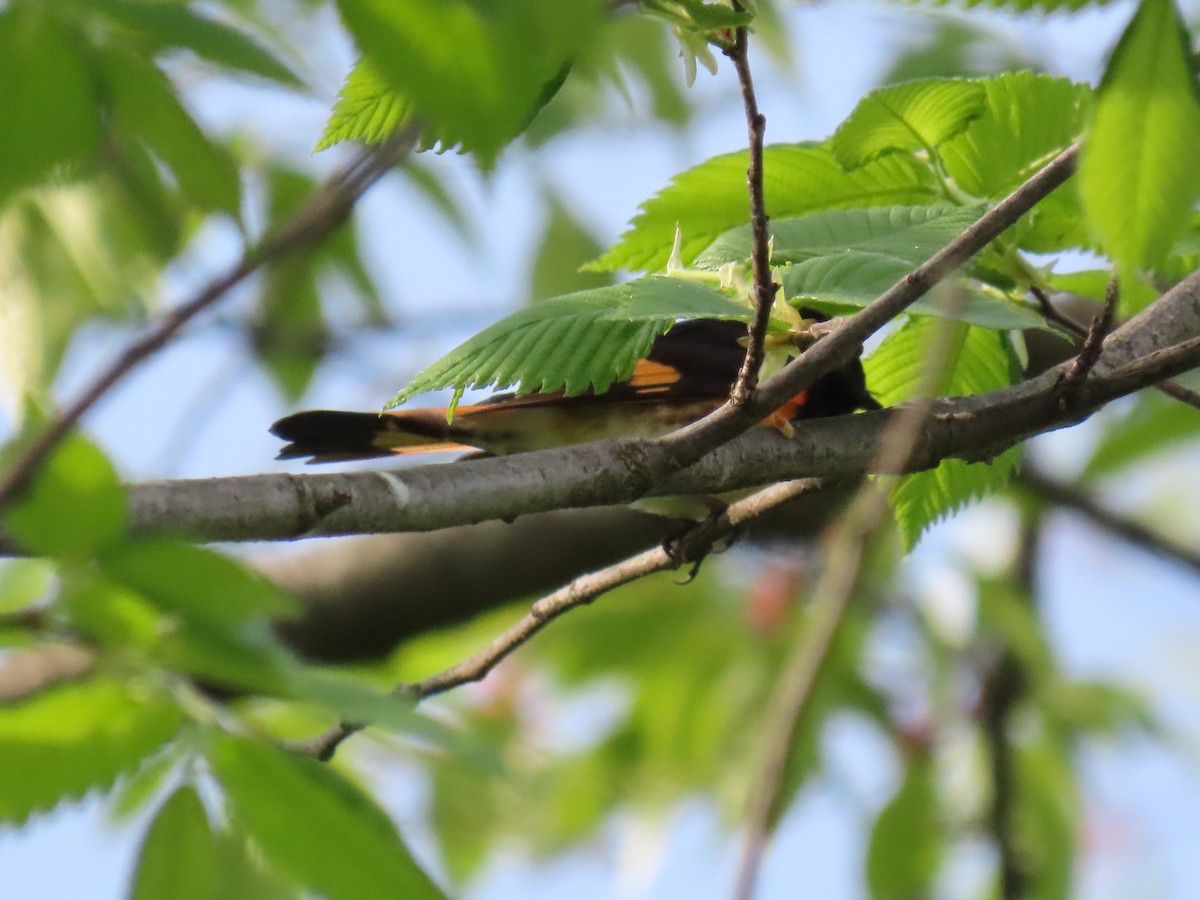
117,269,1200,545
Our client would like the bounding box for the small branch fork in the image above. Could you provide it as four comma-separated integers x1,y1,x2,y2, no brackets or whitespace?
1031,284,1200,411
0,126,421,513
722,12,778,406
1060,274,1118,394
285,478,837,762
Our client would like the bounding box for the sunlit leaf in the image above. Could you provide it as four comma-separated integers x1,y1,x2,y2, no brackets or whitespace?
334,0,602,162
0,9,100,202
101,539,297,624
3,436,125,558
591,144,938,273
866,758,940,899
101,48,241,215
831,78,986,169
1017,737,1078,900
92,0,303,87
867,319,1021,548
316,58,411,152
939,72,1090,253
213,829,299,900
209,733,445,900
0,559,55,614
388,277,754,409
1042,680,1158,737
131,786,217,900
1079,0,1200,277
0,678,182,823
695,204,1048,329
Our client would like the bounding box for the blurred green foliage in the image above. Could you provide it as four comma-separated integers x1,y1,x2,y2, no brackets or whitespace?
0,0,1195,898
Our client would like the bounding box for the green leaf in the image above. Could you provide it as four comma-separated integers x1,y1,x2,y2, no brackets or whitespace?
696,205,1046,330
1045,268,1159,314
101,539,297,625
1080,0,1200,276
1017,737,1078,900
941,72,1088,197
1042,680,1157,738
655,0,753,29
387,277,753,409
209,733,445,900
0,9,101,202
0,559,55,614
334,0,603,162
1082,390,1200,478
101,48,241,215
0,678,183,823
213,829,299,900
531,195,613,301
316,58,412,152
591,143,938,273
977,575,1055,684
255,168,330,401
867,319,1022,549
92,0,302,87
697,205,984,268
939,72,1090,253
3,435,126,558
131,786,218,900
256,252,325,401
109,746,181,821
831,78,987,169
865,759,940,899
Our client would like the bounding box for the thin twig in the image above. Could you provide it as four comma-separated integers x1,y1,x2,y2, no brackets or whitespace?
0,126,420,513
1017,466,1200,577
733,302,967,899
0,644,96,703
285,478,837,761
1031,285,1200,412
1061,275,1118,392
722,20,777,406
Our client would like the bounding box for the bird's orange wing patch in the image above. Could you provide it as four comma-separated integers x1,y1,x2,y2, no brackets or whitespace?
627,359,683,391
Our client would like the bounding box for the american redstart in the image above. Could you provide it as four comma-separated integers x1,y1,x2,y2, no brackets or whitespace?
271,316,880,463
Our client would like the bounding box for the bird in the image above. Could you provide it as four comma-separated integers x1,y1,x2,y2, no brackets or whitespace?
270,317,881,464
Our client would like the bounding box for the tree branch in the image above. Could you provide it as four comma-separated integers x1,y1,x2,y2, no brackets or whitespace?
722,20,777,405
0,126,420,513
1017,465,1200,577
66,274,1197,553
286,478,836,761
1032,285,1200,411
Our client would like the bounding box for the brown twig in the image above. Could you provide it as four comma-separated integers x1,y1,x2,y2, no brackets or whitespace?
1017,466,1200,577
1031,285,1200,411
285,478,837,761
0,126,420,513
1061,275,1117,392
733,304,967,899
0,644,96,703
722,21,777,406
